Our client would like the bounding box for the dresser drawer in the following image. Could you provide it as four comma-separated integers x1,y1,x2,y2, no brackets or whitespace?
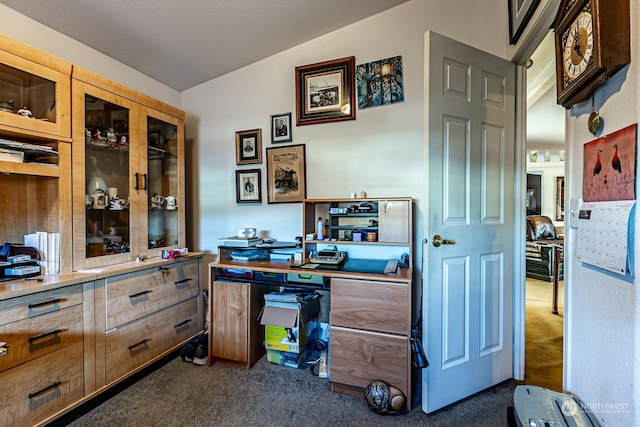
105,296,198,384
329,325,408,397
0,342,84,427
0,285,83,326
0,304,83,373
106,260,199,329
330,278,409,334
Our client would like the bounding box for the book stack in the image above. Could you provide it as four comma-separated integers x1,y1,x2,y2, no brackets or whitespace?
24,231,60,274
218,236,263,247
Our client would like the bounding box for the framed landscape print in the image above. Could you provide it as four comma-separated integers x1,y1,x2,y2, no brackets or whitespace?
236,169,261,203
295,56,355,126
235,128,262,165
266,144,306,203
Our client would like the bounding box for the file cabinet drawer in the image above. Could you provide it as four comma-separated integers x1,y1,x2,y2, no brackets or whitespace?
0,342,84,427
0,304,83,373
106,260,199,329
330,278,409,334
0,284,83,326
105,296,198,384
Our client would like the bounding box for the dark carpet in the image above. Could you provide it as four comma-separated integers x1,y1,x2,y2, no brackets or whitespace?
62,355,516,427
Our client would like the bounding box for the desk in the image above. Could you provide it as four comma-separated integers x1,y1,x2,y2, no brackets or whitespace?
207,259,413,409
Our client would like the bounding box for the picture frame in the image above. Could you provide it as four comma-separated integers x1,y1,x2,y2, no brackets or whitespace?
295,56,356,126
235,128,262,165
236,169,262,203
266,144,306,204
508,0,541,44
271,112,292,143
526,186,537,214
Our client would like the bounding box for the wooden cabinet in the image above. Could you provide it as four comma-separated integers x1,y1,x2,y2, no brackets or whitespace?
210,279,268,369
329,275,412,407
95,258,202,387
302,198,412,263
71,67,186,270
0,285,85,427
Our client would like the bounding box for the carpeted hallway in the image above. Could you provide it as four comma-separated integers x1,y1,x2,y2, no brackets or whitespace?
523,277,564,392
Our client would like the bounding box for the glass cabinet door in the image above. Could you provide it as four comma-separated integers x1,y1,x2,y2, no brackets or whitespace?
72,79,139,269
141,108,185,256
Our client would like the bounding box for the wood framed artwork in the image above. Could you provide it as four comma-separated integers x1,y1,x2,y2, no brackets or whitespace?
266,144,306,203
236,169,261,203
235,128,262,165
271,112,292,143
508,0,541,44
295,56,356,126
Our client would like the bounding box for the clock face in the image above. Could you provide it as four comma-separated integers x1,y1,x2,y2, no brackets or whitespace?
562,11,594,81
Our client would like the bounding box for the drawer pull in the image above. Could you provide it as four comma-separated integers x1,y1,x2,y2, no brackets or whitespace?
173,318,193,328
28,329,62,344
128,338,149,351
174,278,192,285
28,298,61,309
129,290,151,299
28,381,62,399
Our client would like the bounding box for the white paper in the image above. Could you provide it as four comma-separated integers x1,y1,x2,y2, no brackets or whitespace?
576,200,635,275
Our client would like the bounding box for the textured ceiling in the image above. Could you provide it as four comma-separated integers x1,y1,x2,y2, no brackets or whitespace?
1,0,409,91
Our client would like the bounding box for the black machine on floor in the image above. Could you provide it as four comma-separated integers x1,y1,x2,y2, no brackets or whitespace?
508,385,600,427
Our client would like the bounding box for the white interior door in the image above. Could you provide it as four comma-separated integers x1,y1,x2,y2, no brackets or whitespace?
423,31,515,413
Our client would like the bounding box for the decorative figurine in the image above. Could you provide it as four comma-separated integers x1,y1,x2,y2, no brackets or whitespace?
17,106,33,118
107,128,117,143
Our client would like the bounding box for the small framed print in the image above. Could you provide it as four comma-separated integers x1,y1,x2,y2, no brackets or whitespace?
235,129,262,165
295,56,356,126
271,112,292,143
266,144,306,204
236,169,261,203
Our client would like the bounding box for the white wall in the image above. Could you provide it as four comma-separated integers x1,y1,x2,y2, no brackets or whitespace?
0,4,180,107
181,0,509,271
563,3,640,425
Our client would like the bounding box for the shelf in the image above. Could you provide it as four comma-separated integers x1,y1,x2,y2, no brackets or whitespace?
0,159,60,177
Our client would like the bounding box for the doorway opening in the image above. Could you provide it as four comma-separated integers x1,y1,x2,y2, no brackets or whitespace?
523,30,566,391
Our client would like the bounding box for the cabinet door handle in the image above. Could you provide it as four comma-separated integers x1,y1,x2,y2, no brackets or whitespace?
128,338,149,351
28,381,62,399
134,172,140,190
129,290,151,299
174,318,193,328
28,298,61,309
174,278,191,285
143,174,148,191
28,329,62,344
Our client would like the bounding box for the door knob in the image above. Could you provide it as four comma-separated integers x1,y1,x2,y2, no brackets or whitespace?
432,235,455,247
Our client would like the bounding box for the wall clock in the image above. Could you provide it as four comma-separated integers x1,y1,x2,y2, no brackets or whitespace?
552,0,630,109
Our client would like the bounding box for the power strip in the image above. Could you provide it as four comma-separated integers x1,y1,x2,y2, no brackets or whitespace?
319,351,328,378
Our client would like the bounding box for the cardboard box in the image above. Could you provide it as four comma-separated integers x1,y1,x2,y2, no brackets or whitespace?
260,295,319,353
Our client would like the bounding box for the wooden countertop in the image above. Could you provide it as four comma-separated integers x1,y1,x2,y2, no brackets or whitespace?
210,258,412,283
0,253,204,301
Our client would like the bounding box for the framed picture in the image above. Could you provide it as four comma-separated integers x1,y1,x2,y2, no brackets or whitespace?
266,144,306,203
356,55,404,109
508,0,541,44
271,112,292,143
235,129,262,165
526,186,537,215
236,169,262,203
295,56,356,126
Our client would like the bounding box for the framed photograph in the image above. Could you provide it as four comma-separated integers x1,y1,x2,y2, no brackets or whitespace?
356,55,404,109
235,129,262,165
266,144,306,203
271,112,292,143
236,169,262,203
508,0,541,44
295,56,356,126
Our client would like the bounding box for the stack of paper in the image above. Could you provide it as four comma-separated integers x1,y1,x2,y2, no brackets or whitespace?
24,231,60,274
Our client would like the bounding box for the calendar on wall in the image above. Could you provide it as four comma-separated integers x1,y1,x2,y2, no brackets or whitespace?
576,201,635,275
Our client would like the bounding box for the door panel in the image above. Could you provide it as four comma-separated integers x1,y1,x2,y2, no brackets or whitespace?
424,31,515,413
